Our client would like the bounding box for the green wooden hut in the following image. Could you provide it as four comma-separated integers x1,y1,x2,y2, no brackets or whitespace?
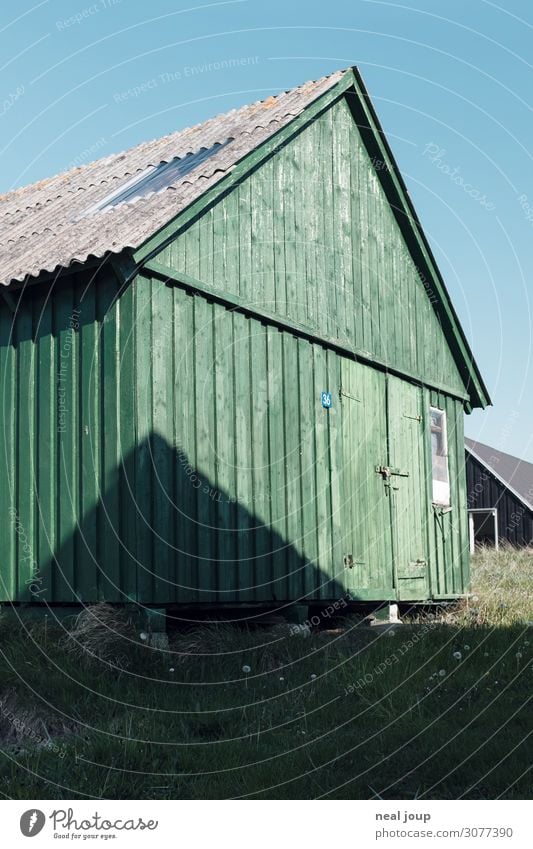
0,67,489,612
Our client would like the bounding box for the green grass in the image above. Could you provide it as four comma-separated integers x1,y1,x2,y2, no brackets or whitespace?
0,547,531,799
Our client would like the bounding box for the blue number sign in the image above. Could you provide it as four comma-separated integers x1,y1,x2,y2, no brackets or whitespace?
321,391,332,409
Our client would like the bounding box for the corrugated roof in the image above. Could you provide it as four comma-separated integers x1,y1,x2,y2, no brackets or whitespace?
465,438,533,511
0,70,345,287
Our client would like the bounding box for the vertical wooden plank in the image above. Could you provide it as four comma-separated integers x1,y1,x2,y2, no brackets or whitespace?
214,193,227,291
118,279,138,603
368,169,382,361
32,289,54,603
173,221,186,275
291,133,307,331
332,102,349,346
321,109,336,339
298,339,318,598
151,280,174,601
135,274,154,603
194,296,217,602
0,304,17,600
78,280,99,600
343,104,357,344
224,188,240,299
183,219,201,281
350,131,364,350
327,349,344,594
250,323,271,602
233,313,254,602
302,122,317,332
199,207,214,287
256,158,275,312
173,287,196,603
273,152,287,318
359,141,372,354
313,344,332,598
454,401,469,594
238,179,252,303
214,306,236,602
16,295,36,600
283,141,298,328
54,281,77,601
283,333,303,599
379,204,391,365
313,119,326,337
97,273,121,602
266,326,287,600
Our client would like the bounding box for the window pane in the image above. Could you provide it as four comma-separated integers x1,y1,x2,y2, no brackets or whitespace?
82,139,233,217
430,407,450,505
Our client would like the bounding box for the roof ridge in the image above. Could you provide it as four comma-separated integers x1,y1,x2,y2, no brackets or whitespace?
465,437,533,471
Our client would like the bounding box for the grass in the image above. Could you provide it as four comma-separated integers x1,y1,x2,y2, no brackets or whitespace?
0,546,531,799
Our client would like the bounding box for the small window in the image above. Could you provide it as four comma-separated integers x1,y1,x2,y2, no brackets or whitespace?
79,138,233,217
430,407,450,505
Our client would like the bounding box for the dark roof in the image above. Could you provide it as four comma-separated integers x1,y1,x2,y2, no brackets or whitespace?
0,70,344,286
465,438,533,511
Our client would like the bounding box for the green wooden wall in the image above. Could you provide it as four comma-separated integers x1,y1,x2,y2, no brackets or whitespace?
0,268,137,603
0,265,468,604
157,95,467,401
0,92,472,605
0,270,346,604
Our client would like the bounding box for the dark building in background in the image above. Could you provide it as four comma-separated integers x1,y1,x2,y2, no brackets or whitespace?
465,438,533,549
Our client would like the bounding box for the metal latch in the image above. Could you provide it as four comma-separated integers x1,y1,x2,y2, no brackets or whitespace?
343,554,365,568
375,465,410,478
339,388,361,403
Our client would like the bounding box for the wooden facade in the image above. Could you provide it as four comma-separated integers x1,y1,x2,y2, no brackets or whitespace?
0,68,489,607
466,441,533,549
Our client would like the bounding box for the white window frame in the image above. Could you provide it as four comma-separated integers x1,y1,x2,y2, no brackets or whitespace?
430,406,451,507
468,508,499,554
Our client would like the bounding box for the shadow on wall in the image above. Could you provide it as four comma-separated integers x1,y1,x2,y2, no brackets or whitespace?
27,434,346,612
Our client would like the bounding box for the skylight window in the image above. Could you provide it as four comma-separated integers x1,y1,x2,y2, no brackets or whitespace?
81,138,233,217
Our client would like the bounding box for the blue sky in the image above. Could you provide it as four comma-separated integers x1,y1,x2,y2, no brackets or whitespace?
1,0,532,460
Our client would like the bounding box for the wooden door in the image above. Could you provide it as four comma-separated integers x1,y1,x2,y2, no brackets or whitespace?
341,359,394,599
386,375,430,600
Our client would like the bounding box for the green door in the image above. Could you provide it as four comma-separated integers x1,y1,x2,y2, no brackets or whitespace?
387,375,430,600
341,362,430,602
341,359,395,600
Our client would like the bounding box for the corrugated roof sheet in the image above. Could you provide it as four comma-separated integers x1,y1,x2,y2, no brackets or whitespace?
465,437,533,511
0,70,346,287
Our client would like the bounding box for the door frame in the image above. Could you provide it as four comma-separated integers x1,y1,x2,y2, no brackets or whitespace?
468,507,499,553
385,374,430,601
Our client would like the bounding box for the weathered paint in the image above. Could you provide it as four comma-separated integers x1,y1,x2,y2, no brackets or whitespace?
0,89,477,606
158,97,467,401
0,264,468,604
